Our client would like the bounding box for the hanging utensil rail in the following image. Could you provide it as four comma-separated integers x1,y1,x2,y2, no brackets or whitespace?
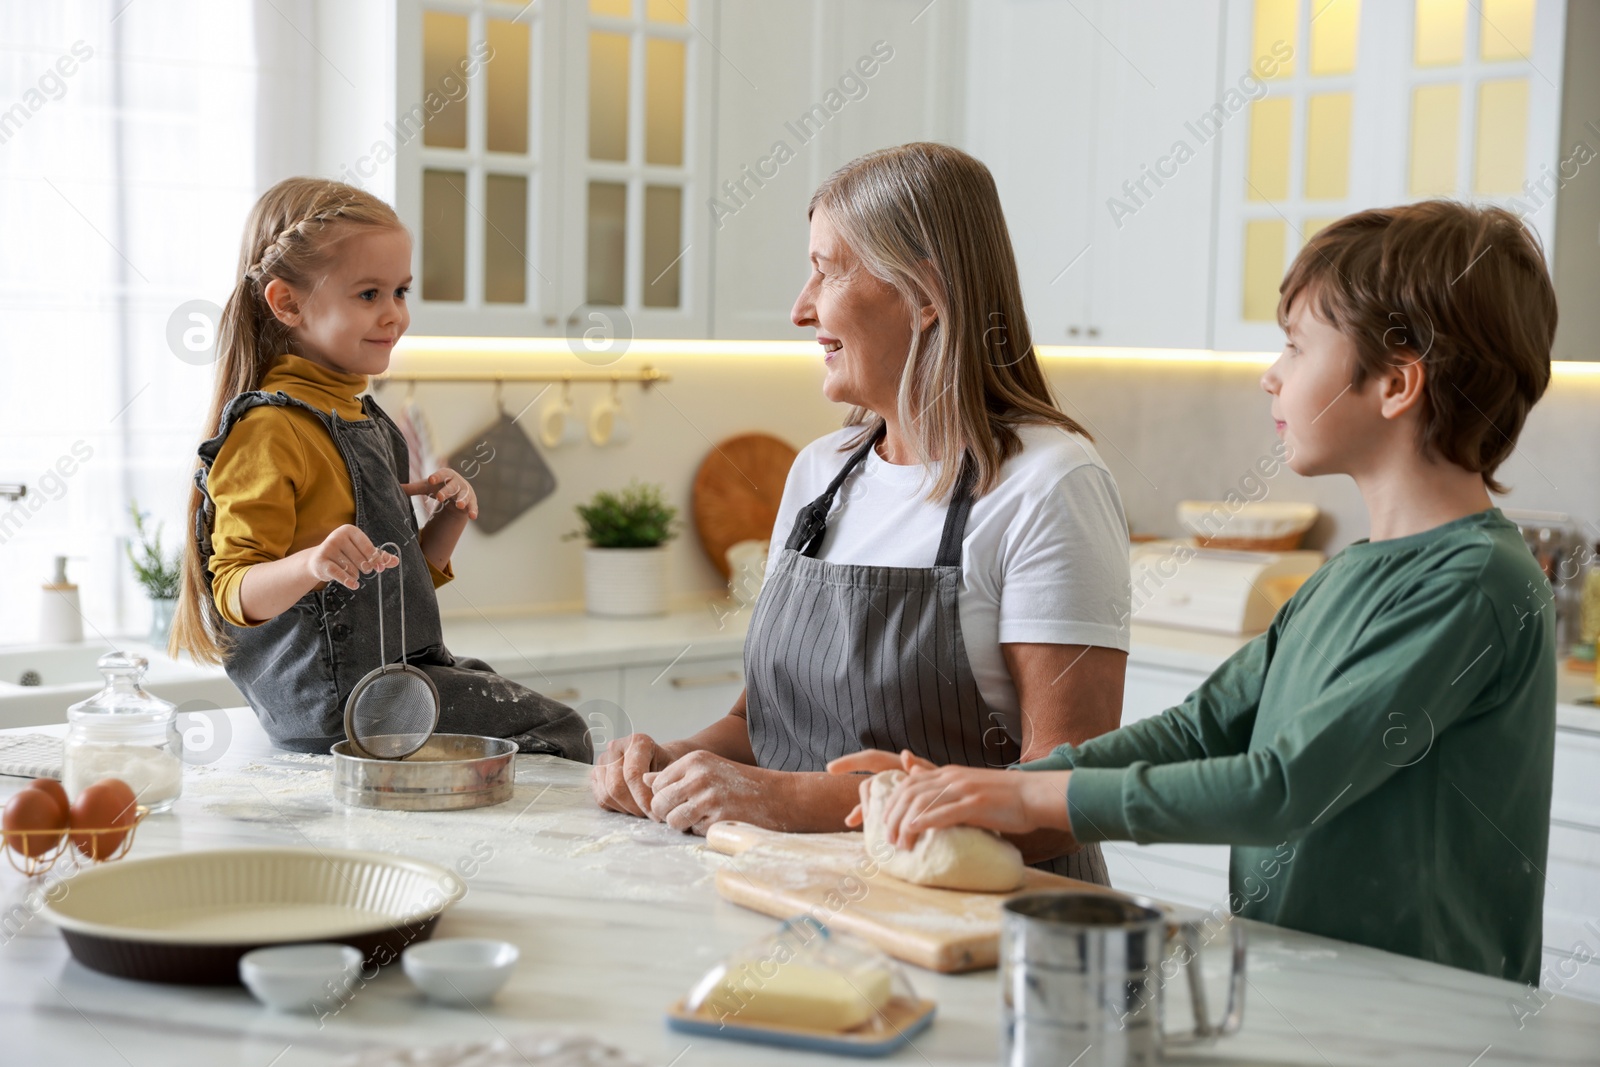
375,366,669,388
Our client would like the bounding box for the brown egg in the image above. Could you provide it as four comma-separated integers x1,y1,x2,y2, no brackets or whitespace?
4,788,67,859
28,778,69,812
70,778,138,861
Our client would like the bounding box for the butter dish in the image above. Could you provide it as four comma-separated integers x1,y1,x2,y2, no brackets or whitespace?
665,917,935,1057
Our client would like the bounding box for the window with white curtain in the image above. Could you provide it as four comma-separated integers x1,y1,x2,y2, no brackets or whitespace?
0,1,258,646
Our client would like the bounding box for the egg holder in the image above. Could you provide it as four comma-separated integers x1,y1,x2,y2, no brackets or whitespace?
1,805,150,877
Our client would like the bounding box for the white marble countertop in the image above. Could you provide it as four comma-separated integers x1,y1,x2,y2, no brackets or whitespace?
2,709,1599,1065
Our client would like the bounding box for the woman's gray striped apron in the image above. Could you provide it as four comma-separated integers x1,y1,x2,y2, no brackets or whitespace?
744,423,1108,884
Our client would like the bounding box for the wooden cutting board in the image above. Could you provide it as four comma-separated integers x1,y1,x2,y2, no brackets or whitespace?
704,821,1119,973
691,433,797,579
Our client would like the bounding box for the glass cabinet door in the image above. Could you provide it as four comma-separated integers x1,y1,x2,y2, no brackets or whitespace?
399,1,552,335
1213,0,1564,352
395,0,712,338
567,0,704,339
1219,0,1367,338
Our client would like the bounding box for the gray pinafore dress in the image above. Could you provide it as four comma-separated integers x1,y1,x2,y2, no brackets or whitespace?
744,423,1109,884
193,389,593,762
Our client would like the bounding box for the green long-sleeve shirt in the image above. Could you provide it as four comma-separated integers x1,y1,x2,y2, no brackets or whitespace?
1022,508,1555,984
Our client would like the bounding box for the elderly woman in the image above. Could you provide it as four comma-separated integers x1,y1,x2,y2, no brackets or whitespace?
590,143,1130,882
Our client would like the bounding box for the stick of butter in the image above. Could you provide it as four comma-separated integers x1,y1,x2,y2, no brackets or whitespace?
709,960,892,1032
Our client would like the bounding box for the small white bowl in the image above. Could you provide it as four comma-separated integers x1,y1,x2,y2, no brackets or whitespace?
239,943,362,1012
402,938,519,1005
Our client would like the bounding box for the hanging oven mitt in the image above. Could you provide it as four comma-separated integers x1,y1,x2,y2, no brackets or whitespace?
446,410,557,535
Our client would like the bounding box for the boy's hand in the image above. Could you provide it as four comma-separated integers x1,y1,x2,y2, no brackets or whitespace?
304,525,397,591
873,765,1076,850
403,468,478,520
825,748,939,827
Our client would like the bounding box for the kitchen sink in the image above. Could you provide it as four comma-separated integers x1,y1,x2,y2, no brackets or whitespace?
0,641,244,729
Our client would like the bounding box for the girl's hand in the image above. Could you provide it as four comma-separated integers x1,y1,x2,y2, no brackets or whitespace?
304,525,397,591
825,749,938,828
403,468,478,520
876,765,1075,850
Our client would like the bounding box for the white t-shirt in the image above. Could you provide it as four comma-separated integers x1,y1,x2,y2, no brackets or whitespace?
762,423,1132,724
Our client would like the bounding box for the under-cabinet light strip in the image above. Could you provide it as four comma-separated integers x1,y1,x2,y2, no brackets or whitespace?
394,336,1600,375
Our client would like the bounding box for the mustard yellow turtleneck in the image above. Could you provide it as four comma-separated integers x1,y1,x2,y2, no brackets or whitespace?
206,353,450,628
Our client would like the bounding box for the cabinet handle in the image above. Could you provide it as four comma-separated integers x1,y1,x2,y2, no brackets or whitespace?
1087,326,1100,338
1067,326,1081,337
542,687,582,701
668,670,744,690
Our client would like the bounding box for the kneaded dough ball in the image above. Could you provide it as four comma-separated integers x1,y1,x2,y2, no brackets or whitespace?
862,769,1026,892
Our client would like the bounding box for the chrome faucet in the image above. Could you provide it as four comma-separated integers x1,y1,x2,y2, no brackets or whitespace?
0,484,24,502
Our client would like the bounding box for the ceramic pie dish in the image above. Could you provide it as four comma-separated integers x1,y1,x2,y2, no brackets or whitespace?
39,847,464,985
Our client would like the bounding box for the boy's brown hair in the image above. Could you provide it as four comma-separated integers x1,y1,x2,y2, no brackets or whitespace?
1278,200,1556,494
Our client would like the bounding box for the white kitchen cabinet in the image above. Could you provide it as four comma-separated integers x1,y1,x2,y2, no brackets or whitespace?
558,0,717,341
708,0,967,339
1103,841,1233,910
1107,658,1236,905
394,0,716,339
962,0,1095,347
620,654,743,742
1084,1,1225,350
964,0,1222,350
502,664,624,708
1122,660,1206,725
1544,817,1600,1002
497,663,628,750
1211,0,1569,351
497,648,739,748
1545,722,1600,1001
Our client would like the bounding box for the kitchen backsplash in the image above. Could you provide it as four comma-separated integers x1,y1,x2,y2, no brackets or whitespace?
6,345,1593,643
396,349,1600,619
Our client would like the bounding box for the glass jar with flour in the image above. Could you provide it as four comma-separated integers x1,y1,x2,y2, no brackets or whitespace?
64,651,183,812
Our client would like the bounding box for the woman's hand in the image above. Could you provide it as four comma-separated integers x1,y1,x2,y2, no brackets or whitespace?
403,468,478,520
826,748,937,776
303,525,397,591
590,733,680,818
644,751,789,835
825,748,937,828
875,765,1076,851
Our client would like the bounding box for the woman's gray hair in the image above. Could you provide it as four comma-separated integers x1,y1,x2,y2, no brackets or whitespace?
809,142,1089,502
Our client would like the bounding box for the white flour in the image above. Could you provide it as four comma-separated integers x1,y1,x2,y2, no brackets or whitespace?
182,754,725,904
338,1032,646,1067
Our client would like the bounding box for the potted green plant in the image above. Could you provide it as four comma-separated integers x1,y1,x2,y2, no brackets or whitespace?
127,501,182,643
565,481,678,616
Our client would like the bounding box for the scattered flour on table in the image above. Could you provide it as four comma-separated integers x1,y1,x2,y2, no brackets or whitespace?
338,1032,645,1067
568,831,634,856
183,754,727,903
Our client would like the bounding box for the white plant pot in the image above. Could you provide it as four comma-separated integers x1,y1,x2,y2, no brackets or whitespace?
583,545,669,617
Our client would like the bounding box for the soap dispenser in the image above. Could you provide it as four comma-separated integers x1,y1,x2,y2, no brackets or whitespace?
40,555,84,644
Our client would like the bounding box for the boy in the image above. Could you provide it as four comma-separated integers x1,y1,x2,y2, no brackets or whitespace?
834,199,1558,984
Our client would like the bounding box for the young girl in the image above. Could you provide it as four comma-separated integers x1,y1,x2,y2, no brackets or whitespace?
170,177,592,761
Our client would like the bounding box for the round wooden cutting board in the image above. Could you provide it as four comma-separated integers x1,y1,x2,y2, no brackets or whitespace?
692,433,798,579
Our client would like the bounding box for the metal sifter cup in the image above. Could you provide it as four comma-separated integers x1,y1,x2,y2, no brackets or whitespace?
1000,891,1246,1066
